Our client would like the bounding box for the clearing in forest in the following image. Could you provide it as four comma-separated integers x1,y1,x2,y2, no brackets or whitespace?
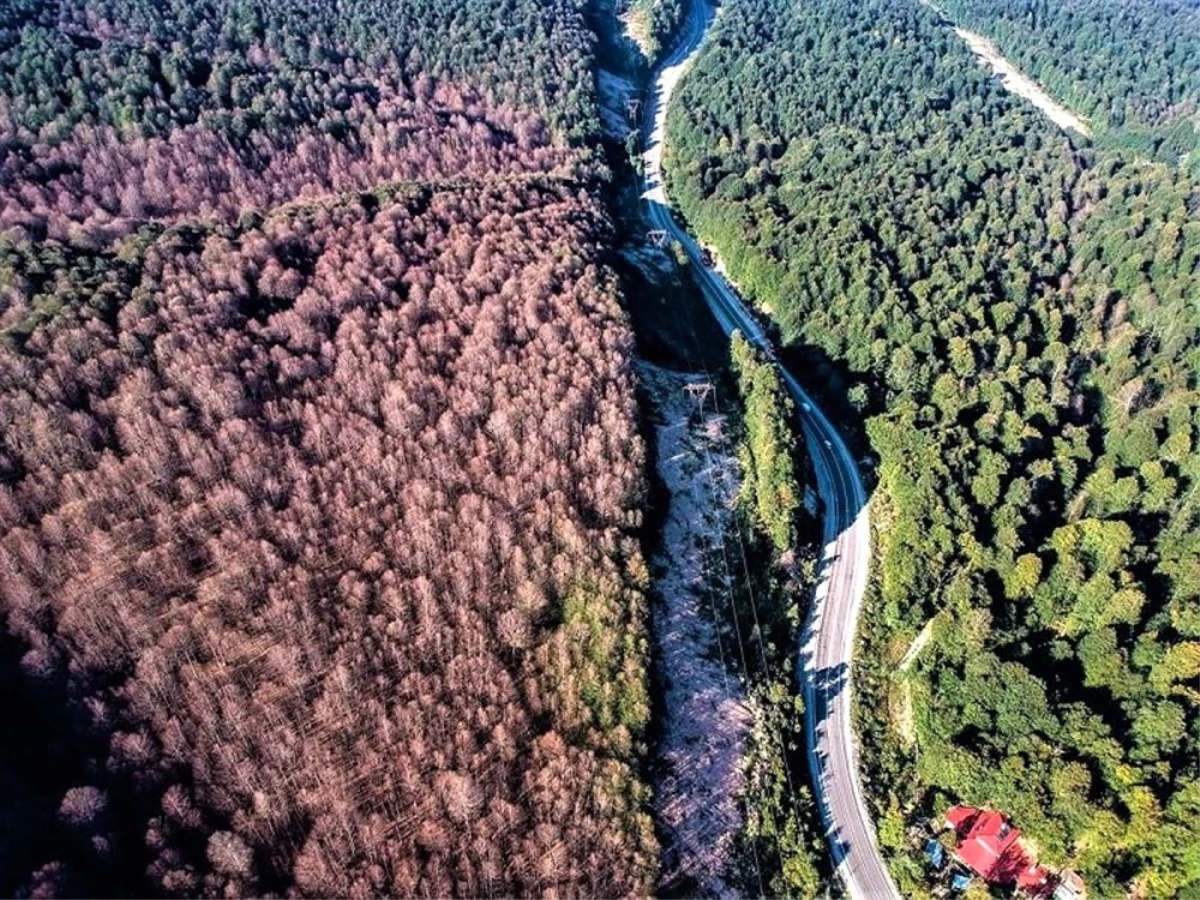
953,27,1092,137
642,363,750,899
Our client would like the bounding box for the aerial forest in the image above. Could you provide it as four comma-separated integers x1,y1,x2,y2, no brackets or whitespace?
934,0,1200,161
666,0,1199,895
0,0,657,896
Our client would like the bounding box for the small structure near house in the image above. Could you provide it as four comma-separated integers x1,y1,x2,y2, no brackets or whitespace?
1017,862,1055,897
1053,870,1087,900
945,806,1085,900
925,837,946,870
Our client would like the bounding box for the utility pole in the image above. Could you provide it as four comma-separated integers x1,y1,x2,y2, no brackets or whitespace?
683,380,714,414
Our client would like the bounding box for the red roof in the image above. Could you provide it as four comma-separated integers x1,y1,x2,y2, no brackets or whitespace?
946,805,980,833
945,805,1082,899
947,806,1025,882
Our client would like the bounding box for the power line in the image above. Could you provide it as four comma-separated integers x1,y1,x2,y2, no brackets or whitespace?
630,4,814,885
683,376,767,898
663,200,816,899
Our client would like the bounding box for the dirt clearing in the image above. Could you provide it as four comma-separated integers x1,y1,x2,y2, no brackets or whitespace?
641,363,750,898
955,27,1092,136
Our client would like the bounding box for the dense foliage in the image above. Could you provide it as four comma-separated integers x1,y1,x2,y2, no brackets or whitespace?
0,0,659,896
732,332,804,556
935,0,1200,159
0,0,601,143
666,0,1200,895
727,333,825,898
625,0,684,62
0,0,597,253
0,79,572,259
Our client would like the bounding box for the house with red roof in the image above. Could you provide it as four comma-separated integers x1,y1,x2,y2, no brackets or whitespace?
945,806,1062,898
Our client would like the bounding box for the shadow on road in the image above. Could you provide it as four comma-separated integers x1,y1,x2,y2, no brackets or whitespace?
825,827,854,868
802,661,849,735
779,342,881,495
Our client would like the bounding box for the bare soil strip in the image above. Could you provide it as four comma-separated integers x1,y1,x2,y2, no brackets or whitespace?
954,27,1092,136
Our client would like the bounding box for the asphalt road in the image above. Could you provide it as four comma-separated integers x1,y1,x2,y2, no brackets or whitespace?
637,3,901,897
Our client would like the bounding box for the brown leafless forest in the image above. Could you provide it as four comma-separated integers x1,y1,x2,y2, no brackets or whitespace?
0,0,655,896
0,175,655,896
0,76,571,248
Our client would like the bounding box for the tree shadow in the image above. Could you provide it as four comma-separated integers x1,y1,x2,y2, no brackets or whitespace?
0,635,154,896
777,341,881,499
800,661,850,740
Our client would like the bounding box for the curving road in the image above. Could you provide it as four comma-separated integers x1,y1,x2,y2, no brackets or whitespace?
636,2,901,898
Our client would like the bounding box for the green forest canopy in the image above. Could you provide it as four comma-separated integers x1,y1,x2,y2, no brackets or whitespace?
665,0,1199,895
0,0,602,143
935,0,1200,160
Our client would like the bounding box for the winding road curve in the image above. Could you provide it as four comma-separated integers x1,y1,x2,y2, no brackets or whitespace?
636,3,901,897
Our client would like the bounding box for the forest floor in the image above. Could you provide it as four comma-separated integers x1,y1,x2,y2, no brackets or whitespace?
953,27,1092,136
641,362,751,898
598,68,637,139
